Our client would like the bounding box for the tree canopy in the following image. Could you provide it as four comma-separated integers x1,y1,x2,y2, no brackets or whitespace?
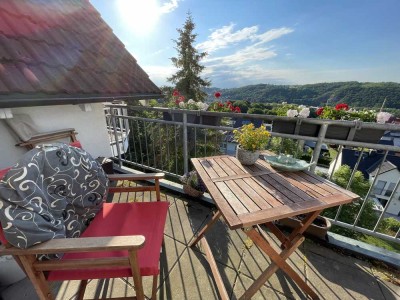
168,13,210,101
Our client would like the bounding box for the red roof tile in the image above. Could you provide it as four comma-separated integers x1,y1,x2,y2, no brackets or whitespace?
0,0,161,106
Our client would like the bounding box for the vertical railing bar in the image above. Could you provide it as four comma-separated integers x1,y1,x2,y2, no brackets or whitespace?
310,123,328,172
395,227,400,239
152,123,156,169
111,109,122,167
136,119,144,171
143,120,150,168
204,129,207,157
129,118,138,164
334,147,365,221
182,112,189,174
354,150,389,226
126,119,133,163
174,124,178,175
194,126,197,157
329,145,343,180
373,176,400,232
158,123,163,171
166,124,170,172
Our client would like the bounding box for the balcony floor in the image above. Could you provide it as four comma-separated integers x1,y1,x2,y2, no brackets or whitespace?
1,186,399,300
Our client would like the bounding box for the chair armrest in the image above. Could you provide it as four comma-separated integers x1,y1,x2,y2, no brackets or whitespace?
0,235,145,256
108,173,165,181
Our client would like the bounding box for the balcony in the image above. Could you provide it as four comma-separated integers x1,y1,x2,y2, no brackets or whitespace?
1,186,399,299
1,105,400,299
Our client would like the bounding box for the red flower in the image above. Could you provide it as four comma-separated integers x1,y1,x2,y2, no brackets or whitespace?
173,90,180,97
226,101,232,106
214,91,221,98
316,107,324,116
217,102,223,107
335,103,349,111
234,107,241,113
178,95,185,102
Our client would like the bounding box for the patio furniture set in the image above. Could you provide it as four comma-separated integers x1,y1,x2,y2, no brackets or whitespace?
0,144,359,300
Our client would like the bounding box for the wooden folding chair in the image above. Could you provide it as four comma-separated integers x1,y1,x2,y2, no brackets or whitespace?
0,160,168,300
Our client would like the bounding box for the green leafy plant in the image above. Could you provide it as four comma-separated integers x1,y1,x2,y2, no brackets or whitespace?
233,123,270,152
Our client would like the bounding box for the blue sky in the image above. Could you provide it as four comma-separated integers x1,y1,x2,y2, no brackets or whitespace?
91,0,400,88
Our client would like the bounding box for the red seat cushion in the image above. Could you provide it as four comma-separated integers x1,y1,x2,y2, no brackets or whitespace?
48,202,169,281
69,141,82,149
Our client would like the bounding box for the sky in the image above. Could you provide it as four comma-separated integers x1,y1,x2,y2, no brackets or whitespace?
90,0,400,88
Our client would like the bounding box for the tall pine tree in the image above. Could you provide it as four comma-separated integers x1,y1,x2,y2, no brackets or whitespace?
168,13,210,101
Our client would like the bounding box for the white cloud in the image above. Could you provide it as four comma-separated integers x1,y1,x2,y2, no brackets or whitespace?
197,24,258,53
252,27,294,46
205,45,277,66
160,0,182,14
142,65,176,86
197,24,293,54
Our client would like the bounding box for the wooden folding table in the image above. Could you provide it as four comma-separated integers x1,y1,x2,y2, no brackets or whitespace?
190,155,359,300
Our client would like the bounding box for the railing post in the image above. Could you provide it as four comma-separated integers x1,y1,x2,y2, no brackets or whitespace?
183,112,189,174
310,123,328,172
110,108,122,168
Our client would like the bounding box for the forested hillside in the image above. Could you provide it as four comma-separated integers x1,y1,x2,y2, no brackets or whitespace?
205,82,400,109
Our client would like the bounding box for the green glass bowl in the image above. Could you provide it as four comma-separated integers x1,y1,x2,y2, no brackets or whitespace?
263,155,315,172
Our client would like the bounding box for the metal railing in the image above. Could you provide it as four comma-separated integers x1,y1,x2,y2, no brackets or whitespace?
104,104,400,244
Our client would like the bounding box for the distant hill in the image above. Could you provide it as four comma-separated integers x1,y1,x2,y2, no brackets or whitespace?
205,82,400,109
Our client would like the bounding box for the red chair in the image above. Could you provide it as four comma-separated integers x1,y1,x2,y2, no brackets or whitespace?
0,165,168,300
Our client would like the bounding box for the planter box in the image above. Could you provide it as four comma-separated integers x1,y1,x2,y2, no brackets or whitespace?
163,112,199,124
200,115,222,126
276,215,331,240
273,120,320,137
325,125,385,144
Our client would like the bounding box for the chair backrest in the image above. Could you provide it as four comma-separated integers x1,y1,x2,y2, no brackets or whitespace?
0,143,108,249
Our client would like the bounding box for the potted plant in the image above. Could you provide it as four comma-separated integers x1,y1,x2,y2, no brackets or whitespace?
233,123,270,165
316,104,392,143
273,105,320,137
203,92,241,126
163,90,209,124
180,170,206,197
275,215,332,240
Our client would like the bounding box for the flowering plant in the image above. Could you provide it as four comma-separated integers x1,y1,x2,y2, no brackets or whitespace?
376,112,395,124
167,90,209,110
207,92,241,113
286,105,310,118
180,170,206,192
316,103,392,123
233,123,270,152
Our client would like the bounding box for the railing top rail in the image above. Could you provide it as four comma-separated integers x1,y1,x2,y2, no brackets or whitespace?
104,104,400,131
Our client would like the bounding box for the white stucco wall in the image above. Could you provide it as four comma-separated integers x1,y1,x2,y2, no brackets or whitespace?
0,103,112,169
370,169,400,216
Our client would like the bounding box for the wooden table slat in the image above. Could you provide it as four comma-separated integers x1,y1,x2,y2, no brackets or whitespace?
207,158,229,177
215,182,249,215
220,157,247,174
242,177,283,208
212,157,237,176
282,172,331,197
225,180,261,212
235,178,273,210
211,170,275,183
198,158,220,179
249,175,295,205
266,172,315,202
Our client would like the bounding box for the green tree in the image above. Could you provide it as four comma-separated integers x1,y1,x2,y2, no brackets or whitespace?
168,13,210,101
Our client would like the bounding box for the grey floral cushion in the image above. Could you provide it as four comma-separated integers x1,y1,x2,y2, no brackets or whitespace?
0,143,108,249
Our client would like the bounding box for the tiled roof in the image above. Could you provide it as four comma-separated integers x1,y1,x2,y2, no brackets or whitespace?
0,0,161,107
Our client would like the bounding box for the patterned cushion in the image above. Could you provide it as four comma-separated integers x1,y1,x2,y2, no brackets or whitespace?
0,143,108,249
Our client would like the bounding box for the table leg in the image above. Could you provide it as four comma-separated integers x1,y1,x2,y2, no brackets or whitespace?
189,210,222,247
241,226,319,300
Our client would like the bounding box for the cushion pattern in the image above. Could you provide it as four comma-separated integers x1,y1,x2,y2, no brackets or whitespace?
0,143,108,248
